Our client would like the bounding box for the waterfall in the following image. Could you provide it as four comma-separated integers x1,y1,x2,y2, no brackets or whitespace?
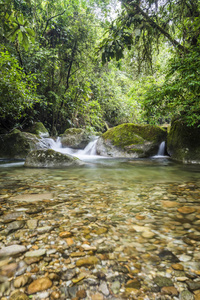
157,141,166,156
39,136,99,159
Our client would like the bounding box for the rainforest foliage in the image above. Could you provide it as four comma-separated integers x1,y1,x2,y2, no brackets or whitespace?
0,0,200,133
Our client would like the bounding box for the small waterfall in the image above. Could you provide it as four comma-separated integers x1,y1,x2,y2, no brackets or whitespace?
39,136,99,159
76,138,98,156
157,141,166,156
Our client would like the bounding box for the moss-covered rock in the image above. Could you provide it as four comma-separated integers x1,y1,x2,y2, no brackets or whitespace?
0,130,41,159
96,123,167,157
167,119,200,164
24,149,83,168
25,122,49,137
60,128,91,149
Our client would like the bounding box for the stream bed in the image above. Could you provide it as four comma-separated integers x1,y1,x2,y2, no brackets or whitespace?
0,157,200,299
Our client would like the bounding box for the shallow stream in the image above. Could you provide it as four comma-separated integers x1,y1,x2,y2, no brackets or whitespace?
0,156,200,299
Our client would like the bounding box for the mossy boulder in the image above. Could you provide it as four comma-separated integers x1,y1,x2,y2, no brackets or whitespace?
0,130,41,159
25,122,49,137
167,119,200,163
96,123,167,157
24,149,83,168
60,128,91,149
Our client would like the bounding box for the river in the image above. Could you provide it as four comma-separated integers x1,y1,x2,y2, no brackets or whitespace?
0,148,200,299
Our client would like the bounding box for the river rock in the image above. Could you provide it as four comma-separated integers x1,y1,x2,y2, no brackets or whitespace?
167,118,200,164
14,275,31,288
25,122,49,138
27,277,52,294
24,149,83,168
3,220,25,235
60,128,91,149
76,256,99,267
10,291,29,300
0,130,41,159
96,123,167,157
0,245,26,258
179,290,194,300
154,276,174,288
25,249,46,257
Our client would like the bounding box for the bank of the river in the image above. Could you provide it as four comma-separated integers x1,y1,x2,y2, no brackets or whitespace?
0,160,200,300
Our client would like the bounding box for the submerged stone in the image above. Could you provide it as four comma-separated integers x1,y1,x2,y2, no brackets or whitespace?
24,149,83,168
27,277,52,294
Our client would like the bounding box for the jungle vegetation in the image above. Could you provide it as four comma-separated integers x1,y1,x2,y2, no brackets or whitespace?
0,0,200,134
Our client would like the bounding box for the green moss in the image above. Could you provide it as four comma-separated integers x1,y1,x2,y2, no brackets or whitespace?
102,123,166,147
26,122,49,136
167,119,200,162
64,128,84,135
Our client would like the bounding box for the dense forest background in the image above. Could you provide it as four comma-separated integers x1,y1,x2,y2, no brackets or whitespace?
0,0,200,135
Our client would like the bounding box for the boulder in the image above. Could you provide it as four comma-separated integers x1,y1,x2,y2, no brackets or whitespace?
0,130,41,159
60,128,91,149
25,122,49,137
167,119,200,163
96,123,167,157
24,149,83,168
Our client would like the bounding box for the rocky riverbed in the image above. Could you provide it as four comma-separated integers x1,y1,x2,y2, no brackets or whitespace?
0,164,200,300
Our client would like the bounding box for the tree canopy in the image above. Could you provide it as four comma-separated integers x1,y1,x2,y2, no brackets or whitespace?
0,0,200,133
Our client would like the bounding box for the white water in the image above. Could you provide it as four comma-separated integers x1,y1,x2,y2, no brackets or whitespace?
49,137,101,160
152,141,167,158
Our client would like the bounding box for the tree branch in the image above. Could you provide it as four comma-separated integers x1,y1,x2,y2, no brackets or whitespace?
125,2,188,53
42,10,66,37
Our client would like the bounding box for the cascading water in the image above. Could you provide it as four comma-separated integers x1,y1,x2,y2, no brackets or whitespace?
45,136,99,159
157,141,166,156
152,141,167,158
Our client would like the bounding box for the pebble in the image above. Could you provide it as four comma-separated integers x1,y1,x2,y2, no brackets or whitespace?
27,277,52,294
1,170,200,300
0,245,26,257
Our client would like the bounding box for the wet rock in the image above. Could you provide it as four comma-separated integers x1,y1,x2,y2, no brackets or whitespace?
171,263,184,270
25,149,83,168
25,249,46,257
59,231,73,238
0,130,40,159
97,123,167,157
111,281,121,294
51,290,61,299
25,122,49,138
178,207,196,214
0,263,18,277
60,128,91,149
154,276,174,288
24,256,42,265
158,250,180,263
0,245,26,258
27,277,52,294
76,256,99,267
91,293,104,300
186,281,200,291
61,269,76,281
14,275,31,288
99,281,109,296
3,220,25,235
179,290,194,300
27,219,38,230
10,291,29,300
167,119,200,164
125,278,141,289
161,286,179,296
76,289,87,299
